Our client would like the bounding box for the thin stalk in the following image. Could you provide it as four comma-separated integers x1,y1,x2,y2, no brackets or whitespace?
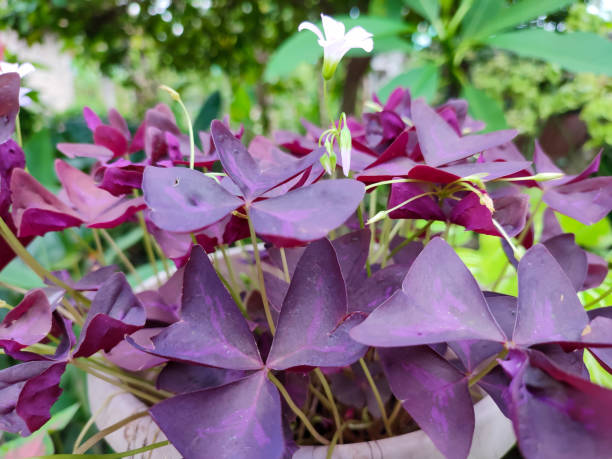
87,359,173,398
268,372,329,445
74,410,149,454
99,229,143,285
584,284,612,308
60,298,84,326
214,265,248,318
73,390,126,452
68,228,101,263
92,228,106,264
0,216,90,304
279,247,291,283
517,198,543,245
468,349,508,387
308,384,333,411
15,114,22,148
359,358,392,436
356,203,365,229
326,423,346,459
367,192,437,225
0,281,26,294
388,399,403,427
246,209,276,335
490,262,510,291
159,85,195,169
0,299,13,310
136,209,160,286
364,178,428,191
492,219,521,260
221,244,241,294
314,368,342,441
151,238,171,278
71,361,161,405
387,221,433,259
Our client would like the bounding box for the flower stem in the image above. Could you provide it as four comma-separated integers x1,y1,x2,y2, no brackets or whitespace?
584,284,612,308
246,209,276,335
73,390,126,453
87,358,173,398
92,228,106,265
279,247,290,283
359,357,392,436
99,228,144,285
74,410,149,454
468,348,508,387
15,114,23,148
136,208,160,286
221,244,241,294
314,368,343,442
268,372,329,445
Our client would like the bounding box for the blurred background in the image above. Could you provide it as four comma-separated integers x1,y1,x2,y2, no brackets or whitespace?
1,1,612,455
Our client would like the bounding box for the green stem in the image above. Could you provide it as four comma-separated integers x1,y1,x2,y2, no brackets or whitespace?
468,349,508,387
220,244,240,293
74,410,149,454
279,247,291,283
92,228,106,265
388,399,403,427
151,238,171,278
87,359,172,398
15,113,23,148
314,368,343,442
585,284,612,308
136,209,160,286
359,358,392,436
326,423,346,459
517,197,543,245
99,229,144,285
215,264,248,318
268,372,329,445
388,221,433,259
246,209,276,335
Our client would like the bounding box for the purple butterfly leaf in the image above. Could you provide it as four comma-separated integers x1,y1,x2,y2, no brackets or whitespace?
0,73,20,143
150,370,284,459
350,238,506,347
73,272,146,358
379,346,475,459
157,362,250,394
267,238,367,370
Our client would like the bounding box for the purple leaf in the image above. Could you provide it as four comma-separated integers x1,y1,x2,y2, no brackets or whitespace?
157,362,249,394
543,177,612,225
211,120,323,201
82,106,102,131
331,229,371,287
143,166,243,232
542,234,587,292
266,246,305,278
150,370,284,459
104,328,168,372
73,273,146,358
513,244,588,347
348,264,409,314
133,246,263,370
0,361,66,435
267,239,367,370
0,290,52,356
0,73,20,144
249,180,365,247
388,182,445,221
584,252,607,290
1,140,26,214
56,143,115,162
350,238,506,347
490,186,529,238
93,125,128,158
412,98,517,167
379,346,474,459
587,308,612,372
505,349,612,459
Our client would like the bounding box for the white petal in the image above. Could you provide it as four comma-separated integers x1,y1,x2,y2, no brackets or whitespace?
17,62,35,78
321,14,345,41
344,26,374,52
341,146,351,177
19,87,32,107
298,21,324,42
0,61,18,74
323,40,349,64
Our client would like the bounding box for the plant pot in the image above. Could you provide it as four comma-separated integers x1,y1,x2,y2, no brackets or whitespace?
87,373,515,458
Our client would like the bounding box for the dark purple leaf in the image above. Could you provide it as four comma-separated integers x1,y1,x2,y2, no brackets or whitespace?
56,143,115,162
587,308,612,372
211,120,323,201
348,264,409,313
490,186,529,238
143,166,243,233
513,244,588,347
73,273,146,358
331,228,370,287
543,177,612,225
542,234,587,292
133,246,263,370
0,140,26,214
350,238,506,347
150,370,284,459
0,290,52,356
104,328,167,371
390,239,424,266
0,73,20,144
249,180,365,247
266,246,305,278
504,349,612,459
412,98,517,167
0,361,66,435
387,182,445,221
267,239,367,370
93,125,128,158
157,362,249,394
584,252,607,290
379,346,474,459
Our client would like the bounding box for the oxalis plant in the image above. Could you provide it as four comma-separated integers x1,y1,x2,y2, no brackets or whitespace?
1,13,612,459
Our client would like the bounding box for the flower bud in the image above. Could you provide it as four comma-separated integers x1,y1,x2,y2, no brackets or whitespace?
339,121,352,177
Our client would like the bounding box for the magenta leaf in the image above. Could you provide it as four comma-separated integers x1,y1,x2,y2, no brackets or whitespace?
73,273,146,358
379,346,474,459
93,125,128,158
350,238,506,347
513,244,588,347
249,180,365,247
411,98,517,167
0,290,52,356
267,239,367,370
587,308,612,372
143,166,243,233
0,73,20,143
505,349,612,459
150,370,284,459
211,120,323,201
543,177,612,225
104,328,167,372
56,143,115,162
331,229,371,287
348,264,409,314
0,361,66,435
157,362,250,394
133,246,263,370
542,234,587,292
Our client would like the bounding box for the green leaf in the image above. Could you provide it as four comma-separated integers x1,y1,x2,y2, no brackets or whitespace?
486,30,612,76
461,0,504,40
585,349,612,389
378,64,439,103
404,0,439,24
460,83,508,132
264,15,407,81
463,0,574,40
557,212,612,248
0,257,45,290
44,403,80,431
24,128,59,190
0,432,54,457
193,91,222,136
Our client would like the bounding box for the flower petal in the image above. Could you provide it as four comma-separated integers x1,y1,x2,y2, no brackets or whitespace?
297,21,324,42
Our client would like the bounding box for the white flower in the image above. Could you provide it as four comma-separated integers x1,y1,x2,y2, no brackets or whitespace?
0,61,35,106
298,14,373,80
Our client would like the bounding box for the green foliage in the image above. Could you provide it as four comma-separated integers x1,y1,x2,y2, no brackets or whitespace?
378,64,439,103
193,91,222,140
460,83,508,132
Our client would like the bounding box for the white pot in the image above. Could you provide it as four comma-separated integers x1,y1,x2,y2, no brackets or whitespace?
87,373,515,459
